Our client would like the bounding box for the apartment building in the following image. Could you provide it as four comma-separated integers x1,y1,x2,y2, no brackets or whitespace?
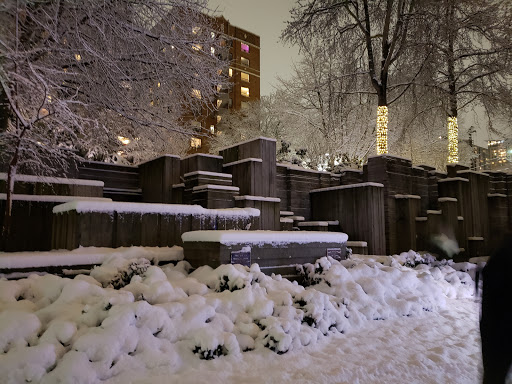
473,139,512,171
189,16,261,152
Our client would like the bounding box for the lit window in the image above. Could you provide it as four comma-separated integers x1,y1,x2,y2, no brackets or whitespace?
241,43,249,53
211,32,216,39
241,72,250,82
210,125,215,134
217,115,222,123
241,57,249,66
190,137,201,148
211,47,215,55
192,26,200,34
157,82,161,88
192,44,202,51
118,136,131,145
217,99,222,108
241,87,249,97
217,84,222,92
74,53,81,61
229,68,233,77
192,89,201,99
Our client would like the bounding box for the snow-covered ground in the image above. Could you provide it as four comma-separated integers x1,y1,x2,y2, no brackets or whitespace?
0,249,489,383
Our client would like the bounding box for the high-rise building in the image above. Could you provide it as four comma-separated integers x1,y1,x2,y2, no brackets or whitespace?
473,139,512,171
188,16,260,153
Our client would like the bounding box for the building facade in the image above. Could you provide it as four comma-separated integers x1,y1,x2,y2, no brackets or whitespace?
189,16,261,153
473,139,512,172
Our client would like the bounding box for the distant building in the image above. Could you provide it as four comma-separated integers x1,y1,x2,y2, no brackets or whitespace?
189,16,260,152
473,139,512,172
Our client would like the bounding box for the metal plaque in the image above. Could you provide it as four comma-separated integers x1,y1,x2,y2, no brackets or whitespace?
326,248,342,260
230,250,251,267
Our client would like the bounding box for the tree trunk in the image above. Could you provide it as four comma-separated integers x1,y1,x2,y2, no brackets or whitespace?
376,88,388,155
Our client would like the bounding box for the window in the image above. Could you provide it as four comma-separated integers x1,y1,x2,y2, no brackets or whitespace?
241,43,249,53
192,26,200,34
190,137,201,148
241,72,250,82
210,125,215,134
217,115,222,123
190,121,201,130
217,99,222,108
211,47,215,55
241,57,249,66
192,44,202,51
241,87,249,97
191,89,201,99
229,68,233,77
241,101,249,110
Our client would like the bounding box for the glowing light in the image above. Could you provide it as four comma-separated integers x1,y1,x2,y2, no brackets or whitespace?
190,137,201,148
74,53,81,61
376,105,388,155
117,136,131,145
447,116,459,163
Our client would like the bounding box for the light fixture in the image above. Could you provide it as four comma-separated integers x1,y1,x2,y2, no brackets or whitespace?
447,116,459,163
376,106,388,155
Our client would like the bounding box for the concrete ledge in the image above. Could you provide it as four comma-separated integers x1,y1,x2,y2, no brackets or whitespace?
182,230,348,274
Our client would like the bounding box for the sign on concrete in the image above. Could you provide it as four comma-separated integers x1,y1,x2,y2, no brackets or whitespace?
230,249,251,267
326,248,342,260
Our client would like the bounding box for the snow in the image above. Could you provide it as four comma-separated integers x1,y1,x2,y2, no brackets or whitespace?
280,211,294,216
288,216,305,221
310,182,384,194
278,163,332,175
218,136,276,152
0,248,486,383
427,210,442,214
395,194,421,199
0,194,111,202
234,196,281,203
438,197,458,202
181,153,223,160
0,172,104,187
280,218,293,223
0,247,184,271
488,193,507,198
192,185,239,192
181,230,349,245
298,221,328,227
415,217,428,221
52,201,259,217
346,241,367,247
137,154,181,166
438,177,469,183
222,158,263,167
183,171,232,179
457,170,490,177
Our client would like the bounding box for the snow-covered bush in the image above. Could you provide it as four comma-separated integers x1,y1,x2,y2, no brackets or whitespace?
0,251,477,382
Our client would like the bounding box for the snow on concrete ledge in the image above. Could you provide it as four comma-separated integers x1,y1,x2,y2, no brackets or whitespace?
438,197,457,202
181,153,223,160
192,185,239,192
53,201,260,217
438,177,469,183
234,195,281,203
488,193,507,198
310,182,384,194
457,170,490,177
182,230,348,245
394,194,421,199
0,246,183,270
184,170,232,178
0,172,104,187
223,158,263,167
298,221,328,227
218,136,277,152
0,194,111,203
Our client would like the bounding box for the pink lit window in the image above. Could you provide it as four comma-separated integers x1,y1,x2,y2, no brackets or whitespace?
241,43,249,53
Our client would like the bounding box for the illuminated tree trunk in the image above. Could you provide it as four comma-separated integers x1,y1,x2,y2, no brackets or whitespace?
376,104,389,155
375,89,388,155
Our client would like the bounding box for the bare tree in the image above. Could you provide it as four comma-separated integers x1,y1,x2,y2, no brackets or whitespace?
414,0,512,163
283,0,424,155
0,0,228,239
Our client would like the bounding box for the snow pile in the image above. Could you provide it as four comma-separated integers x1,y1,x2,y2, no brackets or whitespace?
0,251,475,383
